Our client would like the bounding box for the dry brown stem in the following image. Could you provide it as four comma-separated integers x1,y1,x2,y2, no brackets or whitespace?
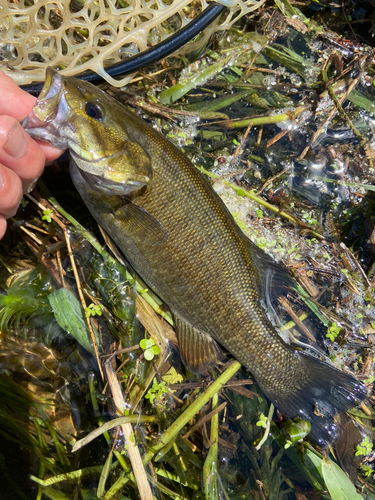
105,361,153,500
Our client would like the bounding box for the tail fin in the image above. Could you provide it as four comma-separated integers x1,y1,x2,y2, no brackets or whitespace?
268,353,367,447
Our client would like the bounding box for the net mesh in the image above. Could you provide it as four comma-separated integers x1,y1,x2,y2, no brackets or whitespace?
0,0,265,87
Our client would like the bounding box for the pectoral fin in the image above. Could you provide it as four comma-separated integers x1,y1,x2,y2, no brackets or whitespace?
114,201,168,246
174,315,222,375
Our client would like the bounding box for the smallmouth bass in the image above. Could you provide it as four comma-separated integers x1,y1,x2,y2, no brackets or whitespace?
23,68,367,446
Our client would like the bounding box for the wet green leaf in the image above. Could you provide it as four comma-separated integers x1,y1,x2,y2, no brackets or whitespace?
140,337,160,360
48,288,97,355
150,345,160,355
162,366,184,385
321,458,363,500
274,0,308,21
282,418,311,443
298,448,325,491
144,349,155,361
40,488,70,500
201,130,227,141
348,89,375,113
97,450,113,498
159,53,234,104
139,338,153,350
318,176,375,192
42,209,54,223
185,90,249,113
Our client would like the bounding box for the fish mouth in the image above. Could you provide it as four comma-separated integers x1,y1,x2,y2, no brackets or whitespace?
79,167,148,196
38,67,63,102
22,68,73,150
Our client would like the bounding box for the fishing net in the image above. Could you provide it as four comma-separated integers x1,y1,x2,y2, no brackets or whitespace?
0,0,266,87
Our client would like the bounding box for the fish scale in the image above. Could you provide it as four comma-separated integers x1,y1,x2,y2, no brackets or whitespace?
23,67,367,446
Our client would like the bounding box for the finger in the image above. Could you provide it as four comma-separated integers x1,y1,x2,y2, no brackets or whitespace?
0,72,64,162
0,71,36,121
0,163,23,218
0,215,6,240
0,117,45,193
36,140,65,164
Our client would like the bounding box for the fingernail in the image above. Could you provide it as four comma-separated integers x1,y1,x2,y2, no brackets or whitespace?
4,123,27,159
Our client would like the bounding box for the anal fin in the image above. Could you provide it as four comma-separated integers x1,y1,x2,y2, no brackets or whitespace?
174,315,222,375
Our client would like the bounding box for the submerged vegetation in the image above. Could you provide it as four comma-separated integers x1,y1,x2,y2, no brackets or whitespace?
2,0,375,498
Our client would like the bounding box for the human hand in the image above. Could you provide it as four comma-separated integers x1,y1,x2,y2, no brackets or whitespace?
0,72,64,240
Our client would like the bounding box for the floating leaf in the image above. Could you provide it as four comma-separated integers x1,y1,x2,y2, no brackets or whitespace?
139,338,154,350
144,349,155,361
140,337,160,360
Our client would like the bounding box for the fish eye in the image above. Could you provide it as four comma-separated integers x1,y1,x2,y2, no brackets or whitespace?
85,102,103,120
